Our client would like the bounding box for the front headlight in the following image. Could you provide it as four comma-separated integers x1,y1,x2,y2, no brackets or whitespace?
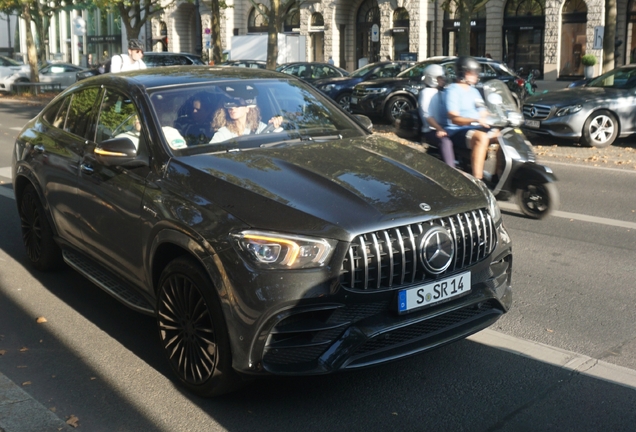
320,84,336,92
462,172,502,222
555,104,583,117
233,230,337,269
363,87,388,95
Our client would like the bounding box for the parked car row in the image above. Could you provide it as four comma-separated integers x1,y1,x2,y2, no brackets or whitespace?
0,55,85,92
349,56,527,124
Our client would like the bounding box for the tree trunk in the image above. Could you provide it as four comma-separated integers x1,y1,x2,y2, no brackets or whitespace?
457,1,471,56
21,3,39,84
210,0,222,64
266,0,280,70
603,0,617,73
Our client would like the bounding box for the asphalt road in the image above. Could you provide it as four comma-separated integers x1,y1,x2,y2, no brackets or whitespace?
1,100,635,431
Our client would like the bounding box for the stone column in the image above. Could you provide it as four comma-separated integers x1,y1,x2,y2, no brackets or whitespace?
543,0,561,80
486,0,504,61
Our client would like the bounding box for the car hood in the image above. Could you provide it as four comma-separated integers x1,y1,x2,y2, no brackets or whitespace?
167,135,487,240
525,87,624,107
356,77,410,88
313,76,359,87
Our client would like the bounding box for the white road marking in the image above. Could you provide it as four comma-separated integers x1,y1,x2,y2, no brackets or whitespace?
498,201,636,230
9,127,23,131
469,329,636,391
544,160,636,174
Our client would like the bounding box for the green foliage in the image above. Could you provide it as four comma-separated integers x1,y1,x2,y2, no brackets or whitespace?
581,54,597,66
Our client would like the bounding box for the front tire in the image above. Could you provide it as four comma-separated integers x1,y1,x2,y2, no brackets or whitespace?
18,184,63,271
516,181,559,219
384,96,414,124
335,92,352,112
157,257,242,397
580,110,618,148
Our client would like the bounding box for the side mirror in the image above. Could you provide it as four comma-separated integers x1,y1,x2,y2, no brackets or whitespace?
94,137,148,167
353,114,373,132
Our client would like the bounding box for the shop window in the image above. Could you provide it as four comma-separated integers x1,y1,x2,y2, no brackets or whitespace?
283,2,300,33
560,0,587,77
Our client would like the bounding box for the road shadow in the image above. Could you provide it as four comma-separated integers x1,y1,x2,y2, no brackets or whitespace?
2,192,636,432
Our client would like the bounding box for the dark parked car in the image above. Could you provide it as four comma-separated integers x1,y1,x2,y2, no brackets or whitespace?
141,52,205,67
77,52,205,81
220,59,267,69
350,56,527,123
522,65,636,148
13,66,512,397
313,61,415,112
276,61,349,84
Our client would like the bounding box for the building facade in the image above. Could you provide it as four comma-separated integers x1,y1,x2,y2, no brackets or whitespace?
154,0,635,80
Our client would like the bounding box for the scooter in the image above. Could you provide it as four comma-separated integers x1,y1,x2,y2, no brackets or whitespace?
518,67,540,96
395,79,559,219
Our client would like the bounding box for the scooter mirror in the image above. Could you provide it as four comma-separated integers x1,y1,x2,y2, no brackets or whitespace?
487,93,504,105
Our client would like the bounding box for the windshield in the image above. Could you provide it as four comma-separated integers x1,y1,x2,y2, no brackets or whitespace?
1,56,22,66
587,67,636,89
149,78,368,155
397,61,439,78
350,63,377,77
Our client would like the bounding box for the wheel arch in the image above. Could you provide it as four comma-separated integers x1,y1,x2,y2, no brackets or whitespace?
13,172,59,238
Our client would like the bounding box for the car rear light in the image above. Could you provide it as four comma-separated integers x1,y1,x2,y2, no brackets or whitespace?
515,78,525,87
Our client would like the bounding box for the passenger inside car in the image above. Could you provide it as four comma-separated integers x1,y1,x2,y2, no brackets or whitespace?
210,84,283,143
174,93,217,145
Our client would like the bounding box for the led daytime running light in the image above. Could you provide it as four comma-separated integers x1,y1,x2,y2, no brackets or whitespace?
242,234,300,266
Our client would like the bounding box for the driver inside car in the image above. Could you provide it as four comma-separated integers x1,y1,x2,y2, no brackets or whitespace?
210,84,283,143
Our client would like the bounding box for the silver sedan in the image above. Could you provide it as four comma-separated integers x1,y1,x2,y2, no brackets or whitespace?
522,65,636,147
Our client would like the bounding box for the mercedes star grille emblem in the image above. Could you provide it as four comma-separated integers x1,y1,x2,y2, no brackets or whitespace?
419,203,431,211
419,226,454,274
530,107,538,118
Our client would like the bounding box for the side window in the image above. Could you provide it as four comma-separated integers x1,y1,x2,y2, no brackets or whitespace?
42,97,70,128
64,88,100,137
95,90,145,151
481,64,497,78
443,64,456,81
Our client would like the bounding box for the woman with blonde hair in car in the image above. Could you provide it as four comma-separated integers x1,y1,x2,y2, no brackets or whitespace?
210,85,282,143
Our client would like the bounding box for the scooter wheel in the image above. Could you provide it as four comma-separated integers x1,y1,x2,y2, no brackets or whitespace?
515,182,559,219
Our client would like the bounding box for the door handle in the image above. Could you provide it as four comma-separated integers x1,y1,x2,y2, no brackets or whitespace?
80,163,94,175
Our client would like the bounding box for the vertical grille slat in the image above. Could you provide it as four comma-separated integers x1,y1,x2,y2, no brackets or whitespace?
381,231,394,287
340,209,496,291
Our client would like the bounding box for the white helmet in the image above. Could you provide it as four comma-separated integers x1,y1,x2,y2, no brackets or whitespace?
422,64,445,87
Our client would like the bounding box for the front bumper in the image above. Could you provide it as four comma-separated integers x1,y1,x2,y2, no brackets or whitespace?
522,104,590,140
350,93,387,116
215,220,513,377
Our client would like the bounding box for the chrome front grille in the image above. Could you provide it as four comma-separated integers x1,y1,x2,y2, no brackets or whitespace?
340,209,496,291
353,88,366,97
523,104,552,120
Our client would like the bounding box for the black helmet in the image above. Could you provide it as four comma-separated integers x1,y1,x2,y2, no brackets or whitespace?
455,56,480,81
128,39,144,51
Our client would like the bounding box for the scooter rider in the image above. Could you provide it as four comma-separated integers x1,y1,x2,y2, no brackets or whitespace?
418,64,455,168
444,56,497,181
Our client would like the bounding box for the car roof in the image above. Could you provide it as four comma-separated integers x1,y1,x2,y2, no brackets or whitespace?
75,65,286,90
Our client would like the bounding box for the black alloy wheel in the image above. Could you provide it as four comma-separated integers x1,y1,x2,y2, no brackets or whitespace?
516,181,559,219
18,184,63,271
157,257,241,397
385,96,414,124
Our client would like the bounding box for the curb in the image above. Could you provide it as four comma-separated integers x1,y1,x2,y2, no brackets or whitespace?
0,373,72,432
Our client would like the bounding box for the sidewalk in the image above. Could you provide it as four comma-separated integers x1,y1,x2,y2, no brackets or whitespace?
0,372,72,431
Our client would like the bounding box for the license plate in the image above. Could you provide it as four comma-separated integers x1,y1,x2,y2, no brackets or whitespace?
398,272,471,313
351,96,358,104
524,119,540,128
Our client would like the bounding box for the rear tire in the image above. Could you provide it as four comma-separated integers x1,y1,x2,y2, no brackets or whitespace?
384,96,414,124
18,184,63,271
580,110,618,148
157,257,243,397
515,181,559,219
